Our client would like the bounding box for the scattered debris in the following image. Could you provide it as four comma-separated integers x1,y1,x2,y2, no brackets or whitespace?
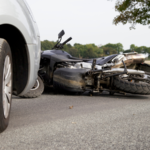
69,106,73,109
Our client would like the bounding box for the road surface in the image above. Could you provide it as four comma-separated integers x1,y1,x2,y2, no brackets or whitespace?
0,91,150,150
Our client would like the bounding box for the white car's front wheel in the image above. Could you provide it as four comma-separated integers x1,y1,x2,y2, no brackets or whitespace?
0,39,12,133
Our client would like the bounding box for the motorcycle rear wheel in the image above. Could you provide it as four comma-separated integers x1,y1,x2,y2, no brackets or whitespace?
113,75,150,95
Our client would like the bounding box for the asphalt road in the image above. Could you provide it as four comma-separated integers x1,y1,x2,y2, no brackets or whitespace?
0,90,150,150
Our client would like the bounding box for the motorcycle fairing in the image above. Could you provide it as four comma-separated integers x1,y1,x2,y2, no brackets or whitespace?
41,50,84,81
41,50,119,81
42,50,119,65
41,50,83,62
53,68,88,92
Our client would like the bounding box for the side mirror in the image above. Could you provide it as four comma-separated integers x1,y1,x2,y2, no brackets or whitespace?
58,30,65,39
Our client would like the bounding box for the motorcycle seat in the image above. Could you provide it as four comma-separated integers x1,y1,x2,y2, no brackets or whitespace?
87,54,118,65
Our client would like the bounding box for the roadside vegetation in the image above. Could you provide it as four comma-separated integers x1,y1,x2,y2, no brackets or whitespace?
112,0,150,29
41,40,150,59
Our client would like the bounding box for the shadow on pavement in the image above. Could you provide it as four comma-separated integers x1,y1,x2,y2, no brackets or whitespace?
43,87,149,100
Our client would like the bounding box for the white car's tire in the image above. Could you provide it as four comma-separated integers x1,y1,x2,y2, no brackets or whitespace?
0,39,13,133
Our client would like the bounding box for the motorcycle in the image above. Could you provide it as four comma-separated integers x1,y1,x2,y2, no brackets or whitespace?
22,30,150,97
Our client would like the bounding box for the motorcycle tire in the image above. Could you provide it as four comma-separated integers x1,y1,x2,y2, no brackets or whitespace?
113,76,150,95
20,76,44,98
0,39,13,133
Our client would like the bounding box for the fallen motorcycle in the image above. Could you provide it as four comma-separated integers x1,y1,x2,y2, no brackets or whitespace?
22,30,150,97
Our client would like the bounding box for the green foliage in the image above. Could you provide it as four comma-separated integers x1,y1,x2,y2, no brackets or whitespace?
41,40,150,59
41,40,56,50
113,0,150,29
101,43,124,55
130,44,137,51
41,40,124,58
124,44,150,58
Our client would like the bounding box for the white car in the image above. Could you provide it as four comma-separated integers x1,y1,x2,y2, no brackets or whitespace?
0,0,41,132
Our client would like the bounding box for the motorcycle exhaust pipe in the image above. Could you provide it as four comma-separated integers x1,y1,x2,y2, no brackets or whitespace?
103,68,145,75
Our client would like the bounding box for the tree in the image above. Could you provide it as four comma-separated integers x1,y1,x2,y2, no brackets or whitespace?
67,47,79,57
41,40,56,50
74,43,86,58
101,43,124,54
130,44,137,51
113,0,150,29
41,40,124,58
124,44,150,58
102,47,117,55
84,44,98,58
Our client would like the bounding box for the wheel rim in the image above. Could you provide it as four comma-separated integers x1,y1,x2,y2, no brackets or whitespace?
2,55,12,119
31,79,40,91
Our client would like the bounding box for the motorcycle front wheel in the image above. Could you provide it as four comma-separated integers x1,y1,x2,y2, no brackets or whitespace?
20,76,44,98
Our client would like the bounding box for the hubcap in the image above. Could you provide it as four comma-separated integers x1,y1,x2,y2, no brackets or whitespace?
2,55,12,119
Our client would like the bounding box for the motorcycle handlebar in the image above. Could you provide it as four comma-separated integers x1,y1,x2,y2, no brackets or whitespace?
61,37,72,45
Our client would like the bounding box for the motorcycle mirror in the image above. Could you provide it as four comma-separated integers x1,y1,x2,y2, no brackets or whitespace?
58,30,65,39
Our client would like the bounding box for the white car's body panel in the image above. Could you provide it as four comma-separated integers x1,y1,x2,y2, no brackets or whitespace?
0,0,41,95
